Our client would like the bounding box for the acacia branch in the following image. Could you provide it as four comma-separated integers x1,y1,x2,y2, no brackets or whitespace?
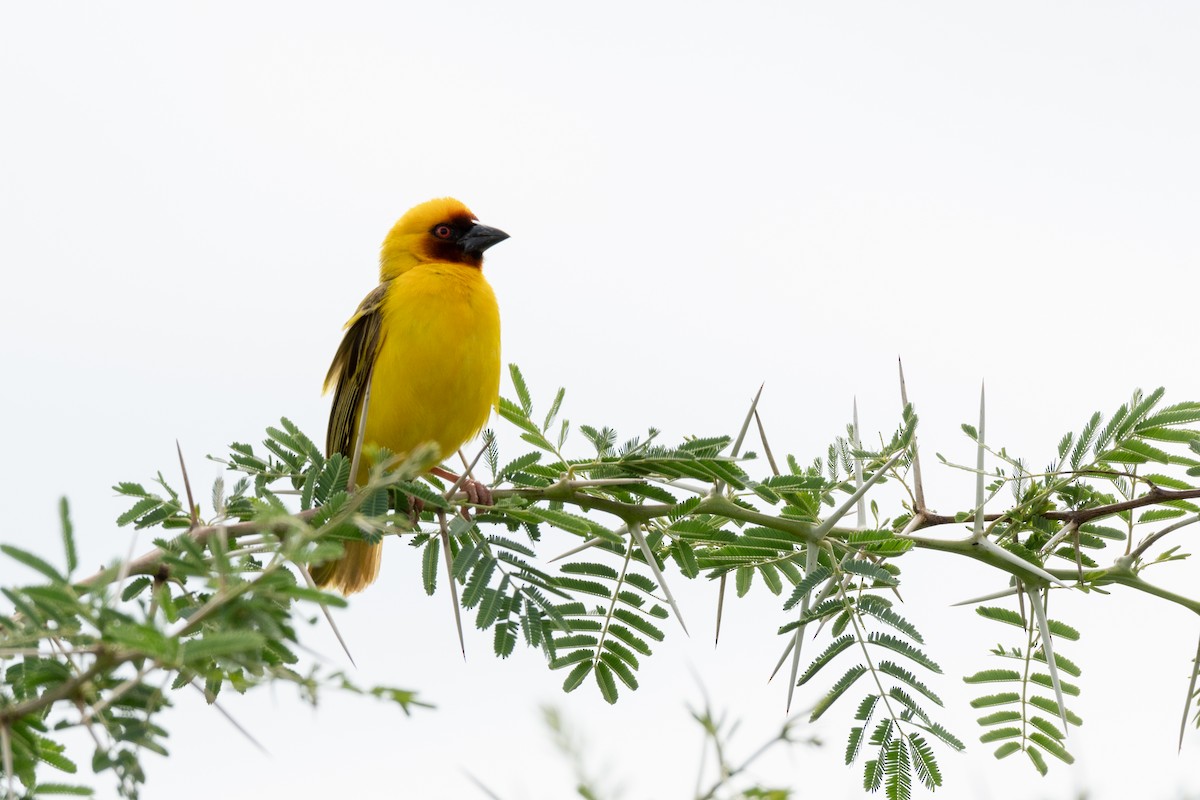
916,486,1200,528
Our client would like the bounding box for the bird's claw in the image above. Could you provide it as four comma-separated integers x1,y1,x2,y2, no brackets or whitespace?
458,479,493,519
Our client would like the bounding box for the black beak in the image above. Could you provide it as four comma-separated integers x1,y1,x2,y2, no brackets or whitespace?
459,223,509,256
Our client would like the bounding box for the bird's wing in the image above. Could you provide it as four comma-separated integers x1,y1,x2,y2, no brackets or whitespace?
324,283,388,458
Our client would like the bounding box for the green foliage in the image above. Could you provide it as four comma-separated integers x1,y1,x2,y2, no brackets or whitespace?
964,602,1082,774
791,562,961,798
1,433,431,799
6,367,1200,798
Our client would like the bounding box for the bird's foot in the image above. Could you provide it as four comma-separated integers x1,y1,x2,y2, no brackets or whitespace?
398,494,426,525
430,466,494,518
460,478,493,507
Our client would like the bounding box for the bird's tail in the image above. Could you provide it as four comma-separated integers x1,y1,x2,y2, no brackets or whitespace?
310,540,382,595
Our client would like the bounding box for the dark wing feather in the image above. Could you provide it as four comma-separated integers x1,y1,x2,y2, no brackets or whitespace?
324,283,388,458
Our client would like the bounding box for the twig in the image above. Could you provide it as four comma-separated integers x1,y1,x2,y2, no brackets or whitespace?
1129,514,1200,563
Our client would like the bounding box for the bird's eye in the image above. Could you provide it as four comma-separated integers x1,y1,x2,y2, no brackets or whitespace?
433,225,453,240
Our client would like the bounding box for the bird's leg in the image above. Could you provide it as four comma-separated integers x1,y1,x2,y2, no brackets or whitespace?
401,493,426,523
431,466,494,509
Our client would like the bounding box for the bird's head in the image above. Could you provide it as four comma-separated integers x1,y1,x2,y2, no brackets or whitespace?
379,197,509,281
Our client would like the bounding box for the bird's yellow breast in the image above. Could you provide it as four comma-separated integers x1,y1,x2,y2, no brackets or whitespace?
363,262,500,465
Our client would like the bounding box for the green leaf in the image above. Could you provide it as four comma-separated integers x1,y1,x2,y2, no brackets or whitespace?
783,564,832,611
856,596,923,643
1028,715,1065,741
106,622,178,662
1029,732,1074,764
969,692,1021,708
600,651,639,690
883,737,912,800
607,623,651,656
843,559,898,586
120,576,152,602
975,710,1021,726
975,606,1025,628
1070,411,1102,468
462,556,498,609
526,507,594,536
671,541,700,578
542,387,566,432
757,562,783,595
877,661,941,705
1028,695,1082,725
810,664,868,721
846,726,866,765
116,496,163,527
476,576,510,629
595,661,619,704
855,693,880,723
26,785,93,796
993,741,1022,760
864,758,883,792
1109,439,1171,464
181,631,266,663
421,538,439,596
1033,649,1081,678
797,635,855,685
1138,402,1200,429
1029,673,1080,696
979,727,1022,743
1138,508,1186,524
497,452,542,479
1026,744,1049,775
509,363,533,415
494,620,518,658
963,669,1021,684
1046,619,1080,641
1,544,66,583
58,497,78,574
612,609,665,642
907,733,942,789
735,565,754,597
867,633,940,673
560,561,620,581
561,660,592,693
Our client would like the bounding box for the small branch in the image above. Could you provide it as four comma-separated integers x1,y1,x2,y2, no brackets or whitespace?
915,486,1200,529
1128,514,1200,563
0,659,109,724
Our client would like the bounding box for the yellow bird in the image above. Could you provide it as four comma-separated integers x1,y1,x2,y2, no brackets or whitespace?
312,197,507,594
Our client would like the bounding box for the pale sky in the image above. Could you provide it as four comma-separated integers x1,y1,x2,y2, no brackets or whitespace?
3,2,1199,798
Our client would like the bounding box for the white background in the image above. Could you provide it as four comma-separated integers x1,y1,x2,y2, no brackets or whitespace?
2,2,1199,798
